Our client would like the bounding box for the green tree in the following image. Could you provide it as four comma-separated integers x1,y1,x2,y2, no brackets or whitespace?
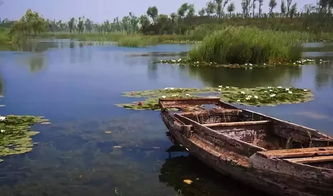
178,3,189,18
215,0,223,18
258,0,264,17
287,0,292,16
77,17,84,33
289,3,297,18
281,0,286,16
85,18,93,32
198,8,206,16
139,15,150,33
68,17,76,33
206,1,216,16
227,3,235,16
269,0,277,16
252,0,257,17
147,6,158,23
10,9,47,36
241,0,251,17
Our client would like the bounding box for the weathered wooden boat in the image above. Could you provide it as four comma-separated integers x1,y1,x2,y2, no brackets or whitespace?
159,97,333,196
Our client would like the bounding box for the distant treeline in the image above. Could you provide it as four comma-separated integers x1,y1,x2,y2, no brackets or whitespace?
1,0,332,36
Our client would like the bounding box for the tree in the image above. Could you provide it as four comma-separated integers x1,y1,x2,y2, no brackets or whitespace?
147,6,158,23
10,9,47,36
215,0,229,18
289,3,297,18
259,0,264,17
206,1,216,16
77,17,84,33
286,0,292,16
68,17,75,33
227,3,235,16
177,3,195,18
187,4,195,17
252,0,257,17
281,0,286,16
198,8,206,16
241,0,251,17
139,15,150,33
269,0,277,16
85,18,93,32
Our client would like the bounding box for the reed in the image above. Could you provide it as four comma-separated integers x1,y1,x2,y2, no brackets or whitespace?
189,26,311,65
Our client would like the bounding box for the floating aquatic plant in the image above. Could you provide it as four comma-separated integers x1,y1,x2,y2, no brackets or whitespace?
117,86,313,110
159,57,317,69
0,115,49,162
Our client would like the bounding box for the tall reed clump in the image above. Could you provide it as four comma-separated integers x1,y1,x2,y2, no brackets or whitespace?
189,26,311,65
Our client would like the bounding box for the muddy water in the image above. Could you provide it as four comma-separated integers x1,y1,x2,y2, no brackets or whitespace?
0,40,332,196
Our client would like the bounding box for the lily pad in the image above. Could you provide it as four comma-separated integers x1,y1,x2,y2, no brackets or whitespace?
159,58,317,68
117,86,313,110
0,115,49,162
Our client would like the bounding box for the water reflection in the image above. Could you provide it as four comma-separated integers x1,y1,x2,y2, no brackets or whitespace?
315,64,333,88
159,153,266,196
187,66,302,87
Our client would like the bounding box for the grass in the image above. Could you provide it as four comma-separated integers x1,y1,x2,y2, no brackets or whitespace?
40,32,194,47
189,26,311,65
0,115,49,162
117,86,313,110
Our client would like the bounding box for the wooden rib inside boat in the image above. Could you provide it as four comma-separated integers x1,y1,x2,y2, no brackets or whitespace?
159,97,333,196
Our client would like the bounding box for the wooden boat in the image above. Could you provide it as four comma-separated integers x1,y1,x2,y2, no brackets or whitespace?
159,97,333,196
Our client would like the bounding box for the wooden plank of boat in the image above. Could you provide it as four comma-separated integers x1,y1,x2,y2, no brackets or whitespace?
258,147,333,159
285,155,333,164
204,120,270,128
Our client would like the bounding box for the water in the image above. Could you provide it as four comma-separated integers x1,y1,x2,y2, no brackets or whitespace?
0,40,332,196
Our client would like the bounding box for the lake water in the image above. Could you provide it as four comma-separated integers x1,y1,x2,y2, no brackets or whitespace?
0,40,332,196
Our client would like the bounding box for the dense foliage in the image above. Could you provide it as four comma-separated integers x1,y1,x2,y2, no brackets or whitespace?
189,26,309,64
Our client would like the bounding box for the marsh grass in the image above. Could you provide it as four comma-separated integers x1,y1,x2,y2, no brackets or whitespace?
41,32,193,47
189,26,311,65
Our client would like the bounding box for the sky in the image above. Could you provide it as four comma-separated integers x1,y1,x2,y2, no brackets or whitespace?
0,0,317,23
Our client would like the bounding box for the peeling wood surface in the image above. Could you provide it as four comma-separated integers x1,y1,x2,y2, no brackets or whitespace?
259,147,333,159
159,98,333,196
285,156,333,164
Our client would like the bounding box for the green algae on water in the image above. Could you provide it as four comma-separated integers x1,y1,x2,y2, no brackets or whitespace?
117,86,313,110
0,115,49,161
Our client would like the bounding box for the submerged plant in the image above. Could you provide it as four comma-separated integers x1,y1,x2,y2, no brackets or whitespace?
0,115,49,162
117,86,313,110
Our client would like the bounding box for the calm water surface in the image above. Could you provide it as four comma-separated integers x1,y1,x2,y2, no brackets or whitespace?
0,40,332,196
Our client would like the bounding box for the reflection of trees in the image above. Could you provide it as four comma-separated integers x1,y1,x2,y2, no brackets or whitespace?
28,54,45,72
187,66,302,87
0,75,3,96
159,152,264,196
315,63,333,89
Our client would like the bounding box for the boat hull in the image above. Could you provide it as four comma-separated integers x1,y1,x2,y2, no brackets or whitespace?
161,111,333,196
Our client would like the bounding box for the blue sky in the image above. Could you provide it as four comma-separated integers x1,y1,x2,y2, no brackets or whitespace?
0,0,317,22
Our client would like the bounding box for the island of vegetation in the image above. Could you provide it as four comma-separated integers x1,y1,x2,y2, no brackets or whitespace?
0,115,49,163
117,86,313,110
1,0,332,65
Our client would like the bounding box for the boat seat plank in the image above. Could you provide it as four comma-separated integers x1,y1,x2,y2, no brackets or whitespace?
204,120,270,127
285,155,333,164
258,147,333,159
180,109,243,116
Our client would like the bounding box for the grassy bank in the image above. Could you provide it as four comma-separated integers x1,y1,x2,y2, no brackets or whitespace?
189,26,311,65
40,32,194,47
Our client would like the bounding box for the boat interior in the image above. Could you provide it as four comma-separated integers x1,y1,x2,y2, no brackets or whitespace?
159,98,333,168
